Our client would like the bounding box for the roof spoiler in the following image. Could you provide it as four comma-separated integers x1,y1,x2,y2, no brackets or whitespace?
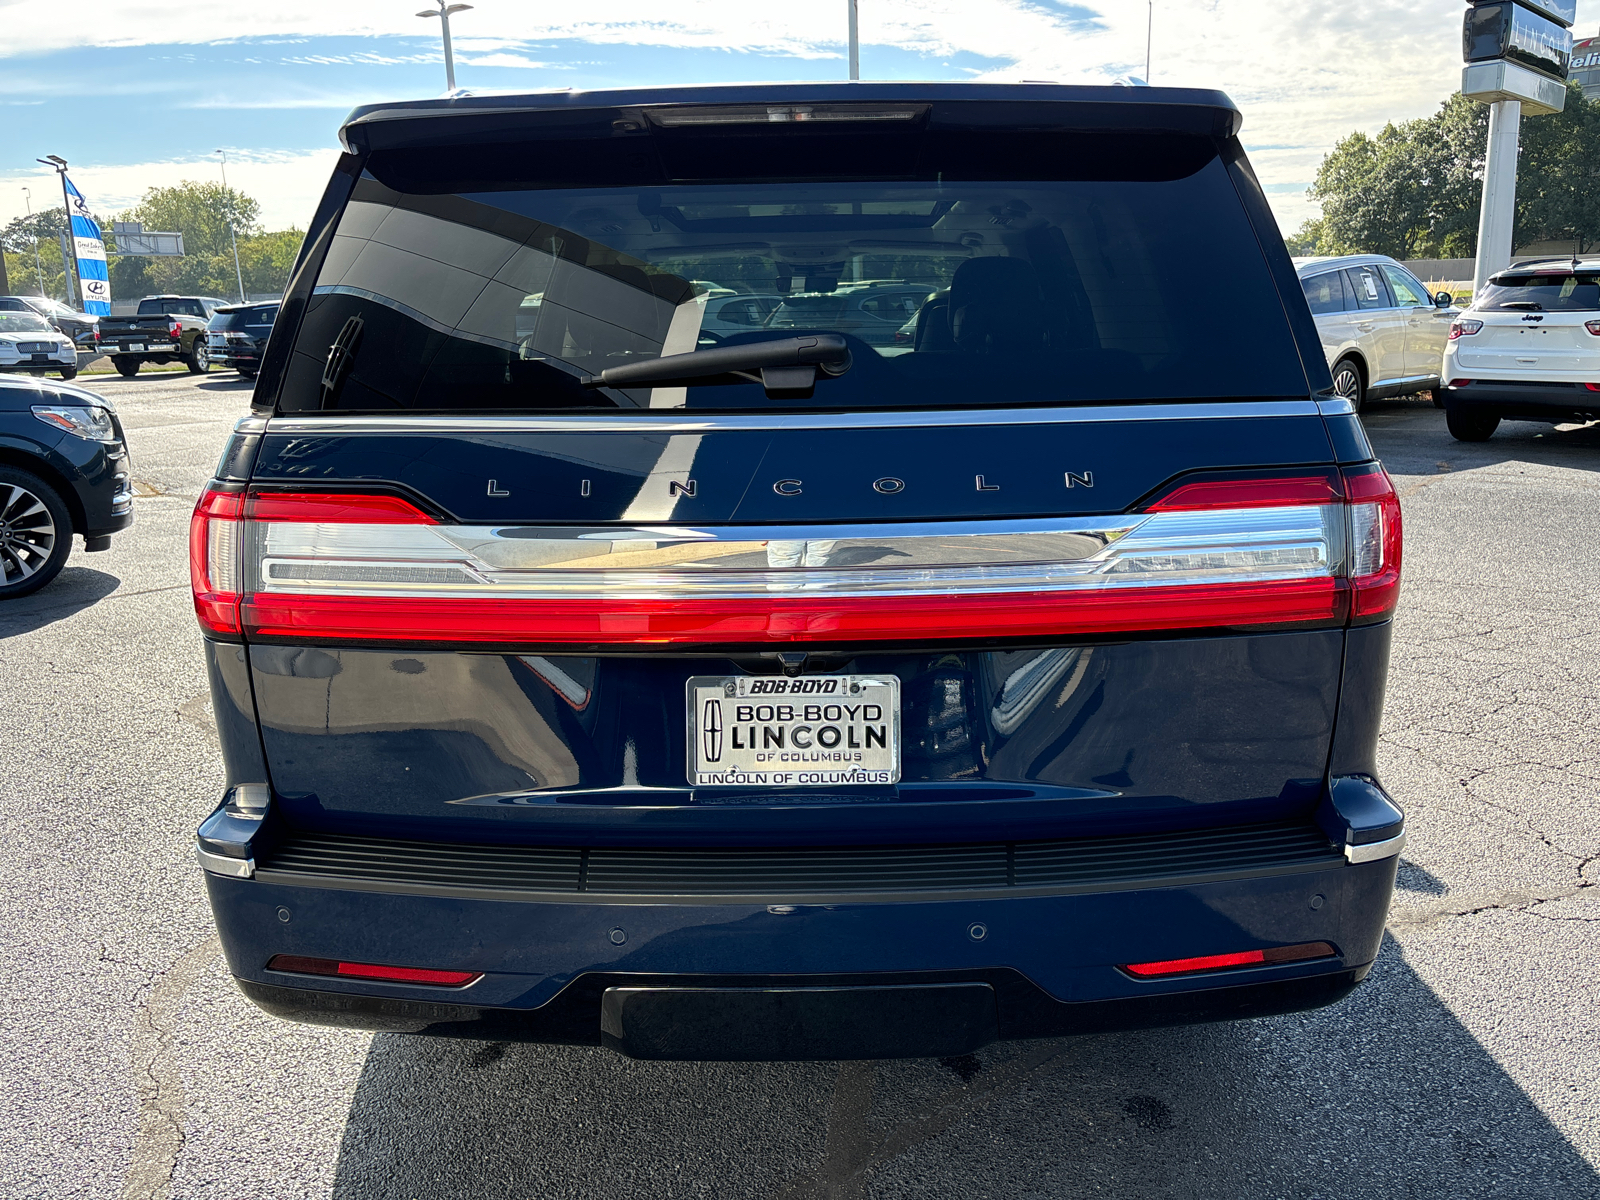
338,82,1243,153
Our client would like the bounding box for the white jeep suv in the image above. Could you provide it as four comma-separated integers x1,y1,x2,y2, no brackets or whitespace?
1294,255,1457,411
1440,261,1600,441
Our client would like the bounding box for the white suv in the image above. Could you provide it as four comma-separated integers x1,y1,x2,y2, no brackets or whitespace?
1440,260,1600,441
1294,255,1457,411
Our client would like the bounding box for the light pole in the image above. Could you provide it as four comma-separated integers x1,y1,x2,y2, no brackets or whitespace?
22,188,45,297
417,2,473,93
37,156,79,306
847,0,859,80
216,149,247,303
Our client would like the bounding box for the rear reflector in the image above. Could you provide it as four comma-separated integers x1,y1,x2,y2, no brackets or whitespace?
191,465,1402,645
1122,942,1336,978
265,954,480,987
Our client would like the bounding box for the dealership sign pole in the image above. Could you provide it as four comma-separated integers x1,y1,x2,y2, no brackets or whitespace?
1461,0,1576,297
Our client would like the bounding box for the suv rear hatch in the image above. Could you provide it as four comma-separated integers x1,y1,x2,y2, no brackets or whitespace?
1453,267,1600,376
198,85,1396,853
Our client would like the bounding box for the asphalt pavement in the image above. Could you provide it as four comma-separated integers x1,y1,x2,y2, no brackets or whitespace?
3,377,1599,1199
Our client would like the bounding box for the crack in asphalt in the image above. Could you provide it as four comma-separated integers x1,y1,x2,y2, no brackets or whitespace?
120,935,222,1200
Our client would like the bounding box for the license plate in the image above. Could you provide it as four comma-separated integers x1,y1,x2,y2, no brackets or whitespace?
127,343,145,352
30,353,48,362
687,675,901,787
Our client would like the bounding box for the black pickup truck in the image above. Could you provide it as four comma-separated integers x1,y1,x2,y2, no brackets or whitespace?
99,295,228,376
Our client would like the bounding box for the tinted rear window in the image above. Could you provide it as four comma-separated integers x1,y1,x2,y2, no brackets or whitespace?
139,299,206,317
1478,273,1600,312
212,307,278,331
280,130,1307,412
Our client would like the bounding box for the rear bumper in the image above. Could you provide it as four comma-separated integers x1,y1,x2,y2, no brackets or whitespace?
204,853,1397,1058
1439,380,1600,419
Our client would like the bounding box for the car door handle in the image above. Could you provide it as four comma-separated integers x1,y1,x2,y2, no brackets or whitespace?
1357,322,1375,332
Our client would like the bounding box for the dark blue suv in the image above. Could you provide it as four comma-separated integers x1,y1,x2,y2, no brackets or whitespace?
191,83,1406,1061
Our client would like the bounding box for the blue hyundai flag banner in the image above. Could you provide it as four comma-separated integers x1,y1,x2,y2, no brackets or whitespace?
63,176,111,316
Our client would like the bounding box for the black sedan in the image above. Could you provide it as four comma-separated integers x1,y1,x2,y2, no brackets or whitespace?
0,375,132,597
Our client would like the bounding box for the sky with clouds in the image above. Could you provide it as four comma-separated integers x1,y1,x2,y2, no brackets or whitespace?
2,0,1596,238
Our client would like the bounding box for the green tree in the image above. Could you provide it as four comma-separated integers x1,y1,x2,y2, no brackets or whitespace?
1299,82,1600,259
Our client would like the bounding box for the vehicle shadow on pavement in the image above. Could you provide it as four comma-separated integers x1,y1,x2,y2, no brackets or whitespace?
0,567,120,638
196,377,256,391
327,935,1598,1199
1362,397,1600,478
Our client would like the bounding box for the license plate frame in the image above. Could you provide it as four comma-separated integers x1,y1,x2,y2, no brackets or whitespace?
127,342,145,352
686,674,902,788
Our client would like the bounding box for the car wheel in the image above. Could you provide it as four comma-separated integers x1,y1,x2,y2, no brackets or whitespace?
113,356,140,378
187,338,211,375
1331,358,1366,412
1445,405,1500,442
58,365,78,381
0,468,72,599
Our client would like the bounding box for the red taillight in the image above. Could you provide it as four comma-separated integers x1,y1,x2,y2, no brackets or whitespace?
189,484,244,635
1145,469,1342,512
1448,319,1483,340
265,954,480,987
241,580,1344,646
1342,463,1402,621
246,491,436,524
1585,383,1600,392
197,468,1403,646
1122,942,1336,978
1585,320,1600,336
169,320,182,339
1446,379,1472,388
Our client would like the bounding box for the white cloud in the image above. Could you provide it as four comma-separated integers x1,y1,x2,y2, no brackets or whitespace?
458,53,555,69
0,149,341,232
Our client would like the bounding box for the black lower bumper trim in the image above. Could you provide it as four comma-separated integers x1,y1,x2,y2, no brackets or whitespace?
237,963,1369,1059
601,983,997,1060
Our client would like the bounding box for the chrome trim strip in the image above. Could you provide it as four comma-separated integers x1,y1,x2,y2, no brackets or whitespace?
234,416,269,434
263,400,1320,436
1344,831,1405,864
1316,397,1355,416
252,505,1338,598
196,845,256,878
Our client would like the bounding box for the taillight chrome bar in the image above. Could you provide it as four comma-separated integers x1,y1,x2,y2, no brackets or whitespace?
190,466,1401,645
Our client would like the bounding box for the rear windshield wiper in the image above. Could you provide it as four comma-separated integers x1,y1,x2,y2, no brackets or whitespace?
583,334,852,400
1499,301,1544,310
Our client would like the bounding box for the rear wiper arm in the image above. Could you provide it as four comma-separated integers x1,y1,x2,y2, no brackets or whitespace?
1500,301,1544,310
583,334,852,399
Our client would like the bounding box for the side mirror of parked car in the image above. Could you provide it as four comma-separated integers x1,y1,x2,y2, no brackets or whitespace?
1435,291,1454,308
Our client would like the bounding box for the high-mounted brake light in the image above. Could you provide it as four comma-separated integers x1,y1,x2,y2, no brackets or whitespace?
190,466,1403,647
1122,942,1336,978
1449,319,1483,339
646,103,925,127
265,954,480,986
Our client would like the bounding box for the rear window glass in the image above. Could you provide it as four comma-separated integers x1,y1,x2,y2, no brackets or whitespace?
1301,272,1347,315
1478,273,1600,312
139,299,206,317
279,131,1308,412
213,307,278,330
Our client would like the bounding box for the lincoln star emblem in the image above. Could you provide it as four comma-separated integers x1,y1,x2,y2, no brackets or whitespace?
701,698,724,762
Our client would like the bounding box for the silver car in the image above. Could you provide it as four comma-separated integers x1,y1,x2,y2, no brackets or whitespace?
1294,255,1458,410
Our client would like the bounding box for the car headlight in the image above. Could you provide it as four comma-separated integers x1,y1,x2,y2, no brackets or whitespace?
32,404,116,442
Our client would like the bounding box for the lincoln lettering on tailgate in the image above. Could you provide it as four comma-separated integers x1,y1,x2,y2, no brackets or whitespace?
687,675,902,787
